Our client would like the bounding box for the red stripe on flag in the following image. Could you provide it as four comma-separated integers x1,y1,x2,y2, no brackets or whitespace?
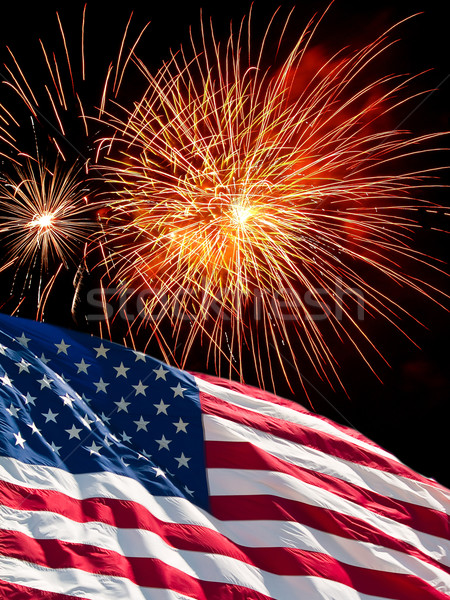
210,494,450,577
206,440,450,540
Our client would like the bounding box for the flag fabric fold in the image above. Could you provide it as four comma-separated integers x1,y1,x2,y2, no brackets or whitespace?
0,313,449,599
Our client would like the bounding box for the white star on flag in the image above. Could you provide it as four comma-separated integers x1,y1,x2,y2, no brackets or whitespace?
6,403,20,418
24,393,36,405
16,358,31,373
41,408,58,423
121,431,132,444
55,339,70,355
87,441,102,455
27,422,42,436
13,431,26,448
39,353,50,364
81,393,91,404
175,453,191,468
93,378,109,393
16,333,30,347
153,365,168,380
60,393,75,407
93,343,109,358
55,372,70,384
49,442,61,455
170,383,186,398
155,434,171,450
134,416,150,431
81,414,94,429
74,358,90,374
154,399,169,415
1,372,13,387
65,425,82,440
153,466,166,478
114,397,130,412
100,412,111,424
37,374,53,390
132,380,148,396
173,418,188,433
113,362,130,378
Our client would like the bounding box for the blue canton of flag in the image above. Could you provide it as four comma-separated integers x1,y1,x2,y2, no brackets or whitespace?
0,313,208,508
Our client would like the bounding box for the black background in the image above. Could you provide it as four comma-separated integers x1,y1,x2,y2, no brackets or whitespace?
0,1,449,486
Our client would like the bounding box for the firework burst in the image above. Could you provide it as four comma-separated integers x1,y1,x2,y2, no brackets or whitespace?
0,159,94,314
95,9,448,392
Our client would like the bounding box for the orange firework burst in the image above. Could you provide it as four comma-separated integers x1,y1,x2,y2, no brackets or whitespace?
96,9,448,391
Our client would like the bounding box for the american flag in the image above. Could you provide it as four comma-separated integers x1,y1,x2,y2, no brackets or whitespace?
0,313,449,599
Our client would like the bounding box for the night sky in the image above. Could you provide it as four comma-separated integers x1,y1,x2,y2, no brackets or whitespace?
0,1,449,487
